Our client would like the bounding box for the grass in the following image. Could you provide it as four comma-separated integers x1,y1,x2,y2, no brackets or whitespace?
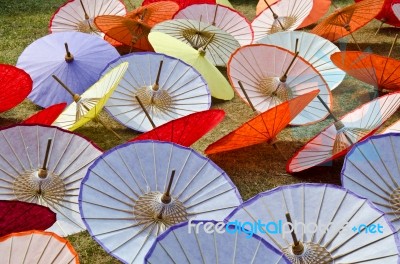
1,0,400,263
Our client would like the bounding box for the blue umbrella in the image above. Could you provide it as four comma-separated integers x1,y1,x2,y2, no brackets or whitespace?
17,32,119,107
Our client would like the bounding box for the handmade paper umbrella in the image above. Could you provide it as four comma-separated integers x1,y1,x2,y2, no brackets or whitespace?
287,91,400,173
16,32,120,107
205,90,319,155
52,62,128,135
145,220,291,264
103,53,210,132
258,31,346,91
125,1,179,27
0,200,56,237
331,48,400,92
226,183,400,263
22,103,67,125
49,0,126,35
394,3,400,22
228,44,331,125
79,140,242,263
256,0,331,28
149,31,234,100
383,119,400,133
0,230,79,263
129,109,225,146
174,4,253,46
310,0,385,48
356,0,400,30
152,19,240,67
342,133,400,230
0,64,32,113
0,124,102,236
142,0,216,10
251,0,313,42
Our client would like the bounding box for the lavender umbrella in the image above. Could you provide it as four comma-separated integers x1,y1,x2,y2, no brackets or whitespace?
16,32,119,107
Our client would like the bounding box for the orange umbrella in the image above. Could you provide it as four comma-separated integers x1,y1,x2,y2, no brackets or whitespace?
331,51,400,92
142,0,215,10
205,90,319,155
311,0,384,46
256,0,331,28
126,1,179,26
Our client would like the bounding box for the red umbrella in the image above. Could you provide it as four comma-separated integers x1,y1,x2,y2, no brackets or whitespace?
142,0,215,10
129,109,225,147
22,103,67,125
0,200,56,237
0,64,32,113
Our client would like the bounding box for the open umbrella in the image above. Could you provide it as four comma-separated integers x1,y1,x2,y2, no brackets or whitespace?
287,91,400,173
383,119,400,133
205,90,319,155
103,53,211,132
149,31,234,100
174,4,253,46
251,0,313,42
256,0,331,28
258,31,346,91
22,103,67,125
129,109,225,146
125,1,179,26
142,0,216,10
49,0,126,35
228,44,331,126
356,0,400,29
151,19,240,67
0,124,102,236
0,230,79,263
16,32,120,107
310,0,385,48
0,200,56,237
225,183,400,263
145,220,291,264
79,140,242,263
394,3,400,23
52,62,128,135
342,133,400,230
0,64,32,113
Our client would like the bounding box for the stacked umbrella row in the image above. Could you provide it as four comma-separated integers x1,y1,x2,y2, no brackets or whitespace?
2,0,400,263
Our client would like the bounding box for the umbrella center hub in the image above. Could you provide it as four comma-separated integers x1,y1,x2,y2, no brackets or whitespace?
270,16,296,34
258,77,292,103
77,18,100,34
136,86,173,113
133,191,187,232
13,170,66,202
333,127,370,155
283,242,333,263
389,188,400,215
182,29,213,49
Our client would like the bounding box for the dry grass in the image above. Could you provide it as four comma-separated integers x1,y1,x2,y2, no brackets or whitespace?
1,0,400,263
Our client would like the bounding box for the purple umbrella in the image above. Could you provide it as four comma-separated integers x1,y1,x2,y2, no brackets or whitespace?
17,32,120,107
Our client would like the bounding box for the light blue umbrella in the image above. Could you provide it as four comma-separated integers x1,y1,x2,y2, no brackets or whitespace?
17,32,119,107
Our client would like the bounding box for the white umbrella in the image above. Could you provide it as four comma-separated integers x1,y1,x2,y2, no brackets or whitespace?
382,119,400,133
79,140,242,263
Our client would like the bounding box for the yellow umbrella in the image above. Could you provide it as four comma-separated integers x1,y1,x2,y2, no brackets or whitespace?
148,31,234,100
52,62,128,135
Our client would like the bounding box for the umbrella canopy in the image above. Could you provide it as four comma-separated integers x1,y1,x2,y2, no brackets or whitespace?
342,133,400,230
0,230,79,263
0,64,32,113
129,109,225,146
251,0,313,42
103,53,211,132
310,0,385,42
0,200,56,237
174,4,253,46
49,0,126,35
144,220,291,264
0,124,102,236
125,1,179,26
79,140,242,263
16,32,120,108
256,0,331,28
287,91,400,173
22,103,67,125
226,183,400,263
394,3,400,23
356,0,400,27
331,51,400,92
205,90,319,155
258,31,346,91
52,62,128,131
151,19,240,67
228,44,331,126
149,31,234,100
382,119,400,133
142,0,216,10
